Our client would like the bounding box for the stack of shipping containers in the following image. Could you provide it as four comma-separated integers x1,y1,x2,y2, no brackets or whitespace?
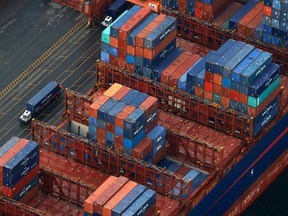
0,137,39,203
84,176,156,215
88,83,166,164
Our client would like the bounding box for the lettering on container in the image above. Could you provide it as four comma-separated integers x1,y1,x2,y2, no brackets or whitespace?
137,203,149,216
265,77,273,87
19,184,32,197
147,112,157,123
159,27,174,41
134,125,143,136
261,114,272,126
156,144,162,151
261,102,277,117
255,64,266,77
157,136,162,143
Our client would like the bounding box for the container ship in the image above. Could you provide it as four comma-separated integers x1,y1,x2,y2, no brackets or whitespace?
0,0,287,215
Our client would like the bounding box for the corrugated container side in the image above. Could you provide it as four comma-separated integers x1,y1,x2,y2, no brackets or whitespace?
246,11,263,37
115,105,136,128
213,2,242,26
146,125,166,155
124,108,145,137
122,189,156,216
106,102,127,124
102,181,138,216
112,184,147,216
93,176,129,214
18,184,38,204
118,7,152,39
12,175,39,201
139,96,159,123
121,89,140,104
104,83,123,98
132,137,153,159
130,92,149,107
98,98,118,121
89,95,110,118
0,137,20,157
112,86,131,101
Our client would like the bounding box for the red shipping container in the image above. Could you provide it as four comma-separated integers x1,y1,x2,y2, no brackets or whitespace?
104,83,123,98
1,166,39,198
132,137,153,159
115,105,136,128
113,86,131,101
0,139,29,186
135,46,144,57
248,86,280,117
195,0,204,9
118,38,126,50
204,91,212,101
89,95,110,118
110,36,118,48
19,184,39,205
238,93,248,104
126,63,135,73
97,128,106,144
143,203,157,216
237,1,263,34
230,89,240,101
84,176,117,213
139,96,159,118
168,54,201,87
117,57,126,68
161,51,192,85
213,74,222,85
152,147,165,164
136,14,166,47
106,122,115,133
221,96,230,107
213,2,242,26
203,0,231,18
246,11,263,37
263,5,272,17
119,7,152,39
127,45,135,56
143,29,177,60
205,71,213,83
194,8,204,19
102,181,138,216
178,0,187,12
204,81,213,92
109,55,117,65
93,176,129,214
221,87,230,97
194,86,204,97
212,84,221,95
118,49,126,59
114,135,123,152
146,117,157,134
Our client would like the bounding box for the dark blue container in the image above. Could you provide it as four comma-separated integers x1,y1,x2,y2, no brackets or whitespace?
230,100,240,112
143,67,153,79
167,161,182,173
282,1,288,12
121,89,140,104
12,176,39,201
124,108,145,135
101,52,109,63
0,137,19,157
186,83,195,94
195,69,205,88
272,35,280,46
222,44,254,79
101,42,110,53
239,84,249,95
144,16,176,49
106,102,126,124
254,23,264,40
109,46,118,57
238,102,248,114
143,39,176,69
263,24,272,34
123,129,145,155
264,0,272,6
88,126,97,141
254,96,279,125
145,108,158,125
106,131,114,142
186,0,195,15
134,65,143,76
253,103,278,136
134,56,144,66
272,9,280,19
89,116,97,126
272,0,281,9
146,125,166,155
262,15,271,26
163,0,178,10
205,53,221,72
122,189,156,216
153,48,184,81
187,51,215,85
115,126,123,136
110,5,141,38
279,22,287,35
229,0,259,30
4,141,39,187
248,63,280,97
222,77,231,88
271,27,279,36
280,12,287,23
263,32,272,43
241,51,273,86
126,54,134,64
215,41,246,77
98,98,118,121
127,13,158,46
130,92,149,107
112,184,147,216
231,81,240,91
97,119,106,130
271,18,280,29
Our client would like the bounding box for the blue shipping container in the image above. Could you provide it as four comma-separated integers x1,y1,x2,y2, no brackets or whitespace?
130,92,149,107
121,89,140,104
124,108,145,134
146,125,166,155
12,176,39,201
98,98,118,121
101,51,110,63
106,102,126,124
0,137,19,157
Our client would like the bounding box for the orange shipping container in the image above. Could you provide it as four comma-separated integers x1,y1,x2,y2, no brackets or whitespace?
221,96,230,107
213,74,222,85
89,95,110,118
263,5,272,17
221,86,230,97
0,139,29,186
104,83,123,98
132,137,153,159
168,54,201,87
139,96,159,119
126,0,159,12
194,86,204,97
84,176,118,213
135,46,144,57
93,176,129,214
110,36,118,48
212,84,221,95
161,51,192,85
205,71,213,82
246,11,263,37
178,0,186,12
213,2,242,26
119,7,152,39
97,128,106,144
136,14,166,47
115,105,136,128
204,91,212,101
127,45,135,56
114,135,123,152
237,1,263,35
204,81,213,92
102,181,138,216
238,92,248,104
113,86,131,101
143,29,177,60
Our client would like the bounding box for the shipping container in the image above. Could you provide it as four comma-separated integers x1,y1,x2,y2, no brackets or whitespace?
106,101,127,124
132,137,153,159
12,175,38,201
115,105,136,128
113,86,131,101
104,83,123,98
146,125,166,156
89,95,110,118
